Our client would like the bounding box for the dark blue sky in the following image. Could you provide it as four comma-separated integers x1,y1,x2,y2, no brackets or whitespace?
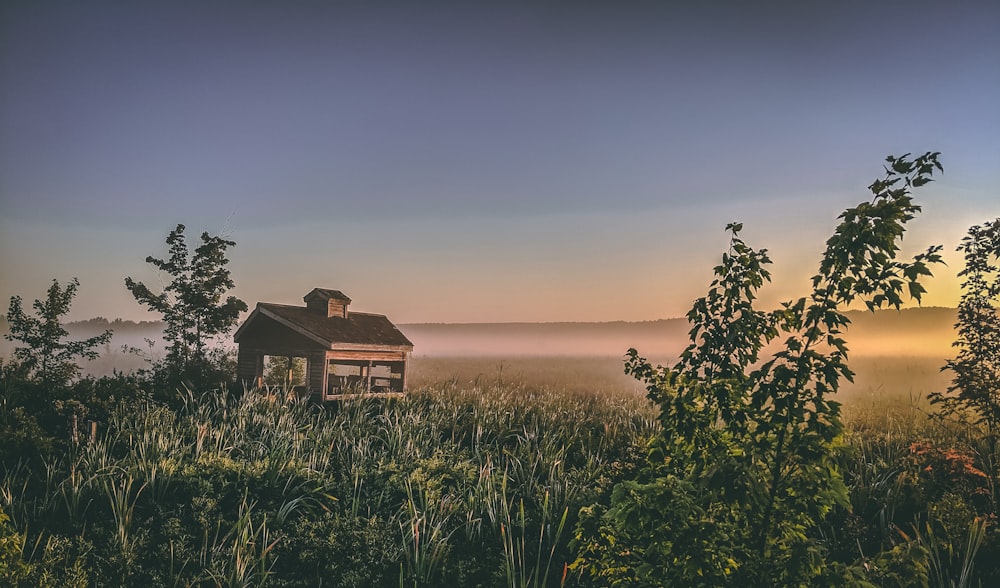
1,1,998,322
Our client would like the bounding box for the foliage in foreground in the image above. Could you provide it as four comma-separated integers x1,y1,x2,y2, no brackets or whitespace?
4,156,1000,586
3,373,1000,586
572,153,950,586
0,380,656,587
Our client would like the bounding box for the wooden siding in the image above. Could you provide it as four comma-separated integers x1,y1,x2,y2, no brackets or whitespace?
328,300,348,318
237,348,263,388
327,350,409,362
307,351,327,395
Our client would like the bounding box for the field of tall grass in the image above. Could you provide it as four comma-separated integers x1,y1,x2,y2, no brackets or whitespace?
409,353,954,425
0,369,658,586
4,351,998,586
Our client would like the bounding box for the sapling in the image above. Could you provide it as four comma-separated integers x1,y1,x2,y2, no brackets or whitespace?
574,152,945,586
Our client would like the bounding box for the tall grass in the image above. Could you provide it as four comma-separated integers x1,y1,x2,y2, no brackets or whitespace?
3,377,658,585
8,353,993,585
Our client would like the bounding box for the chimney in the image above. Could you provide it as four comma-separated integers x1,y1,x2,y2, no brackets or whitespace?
304,288,351,319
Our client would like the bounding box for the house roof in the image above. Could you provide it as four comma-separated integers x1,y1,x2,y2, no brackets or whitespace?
239,302,413,349
303,288,352,303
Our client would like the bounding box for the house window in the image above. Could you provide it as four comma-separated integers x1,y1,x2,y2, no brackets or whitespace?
262,355,307,388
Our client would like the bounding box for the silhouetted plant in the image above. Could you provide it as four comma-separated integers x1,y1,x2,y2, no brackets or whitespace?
125,224,247,389
5,278,112,390
573,152,945,586
931,219,1000,432
930,218,1000,513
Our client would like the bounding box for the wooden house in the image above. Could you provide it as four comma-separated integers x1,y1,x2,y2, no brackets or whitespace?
234,288,413,400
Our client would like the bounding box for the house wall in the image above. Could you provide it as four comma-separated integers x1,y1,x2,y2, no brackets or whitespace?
236,348,264,389
237,313,326,389
305,297,348,318
307,351,328,395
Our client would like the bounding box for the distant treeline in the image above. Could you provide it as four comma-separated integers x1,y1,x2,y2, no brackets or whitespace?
1,306,959,363
64,316,165,337
0,315,164,340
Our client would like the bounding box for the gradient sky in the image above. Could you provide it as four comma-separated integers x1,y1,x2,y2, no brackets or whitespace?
2,1,998,324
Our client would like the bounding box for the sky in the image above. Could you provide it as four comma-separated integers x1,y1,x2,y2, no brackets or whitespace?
1,1,998,324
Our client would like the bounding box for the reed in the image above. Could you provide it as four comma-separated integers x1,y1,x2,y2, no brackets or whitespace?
399,479,457,586
0,375,670,585
102,473,145,561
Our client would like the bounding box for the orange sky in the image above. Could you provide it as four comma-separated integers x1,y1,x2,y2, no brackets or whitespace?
1,2,997,324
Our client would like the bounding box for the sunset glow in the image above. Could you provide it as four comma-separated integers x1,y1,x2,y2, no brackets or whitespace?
1,2,997,324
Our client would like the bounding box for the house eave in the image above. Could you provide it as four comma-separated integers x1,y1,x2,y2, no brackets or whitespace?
233,305,262,342
256,306,332,348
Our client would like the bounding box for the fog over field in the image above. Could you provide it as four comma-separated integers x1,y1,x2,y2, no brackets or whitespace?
402,307,957,359
402,308,960,400
0,307,958,391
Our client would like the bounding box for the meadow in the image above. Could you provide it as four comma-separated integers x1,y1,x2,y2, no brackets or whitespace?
408,352,954,409
0,360,659,586
4,340,994,586
1,295,992,586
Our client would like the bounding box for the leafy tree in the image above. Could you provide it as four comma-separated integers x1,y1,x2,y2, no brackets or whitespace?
125,224,247,384
4,278,112,389
931,219,1000,432
930,218,1000,520
572,152,944,586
